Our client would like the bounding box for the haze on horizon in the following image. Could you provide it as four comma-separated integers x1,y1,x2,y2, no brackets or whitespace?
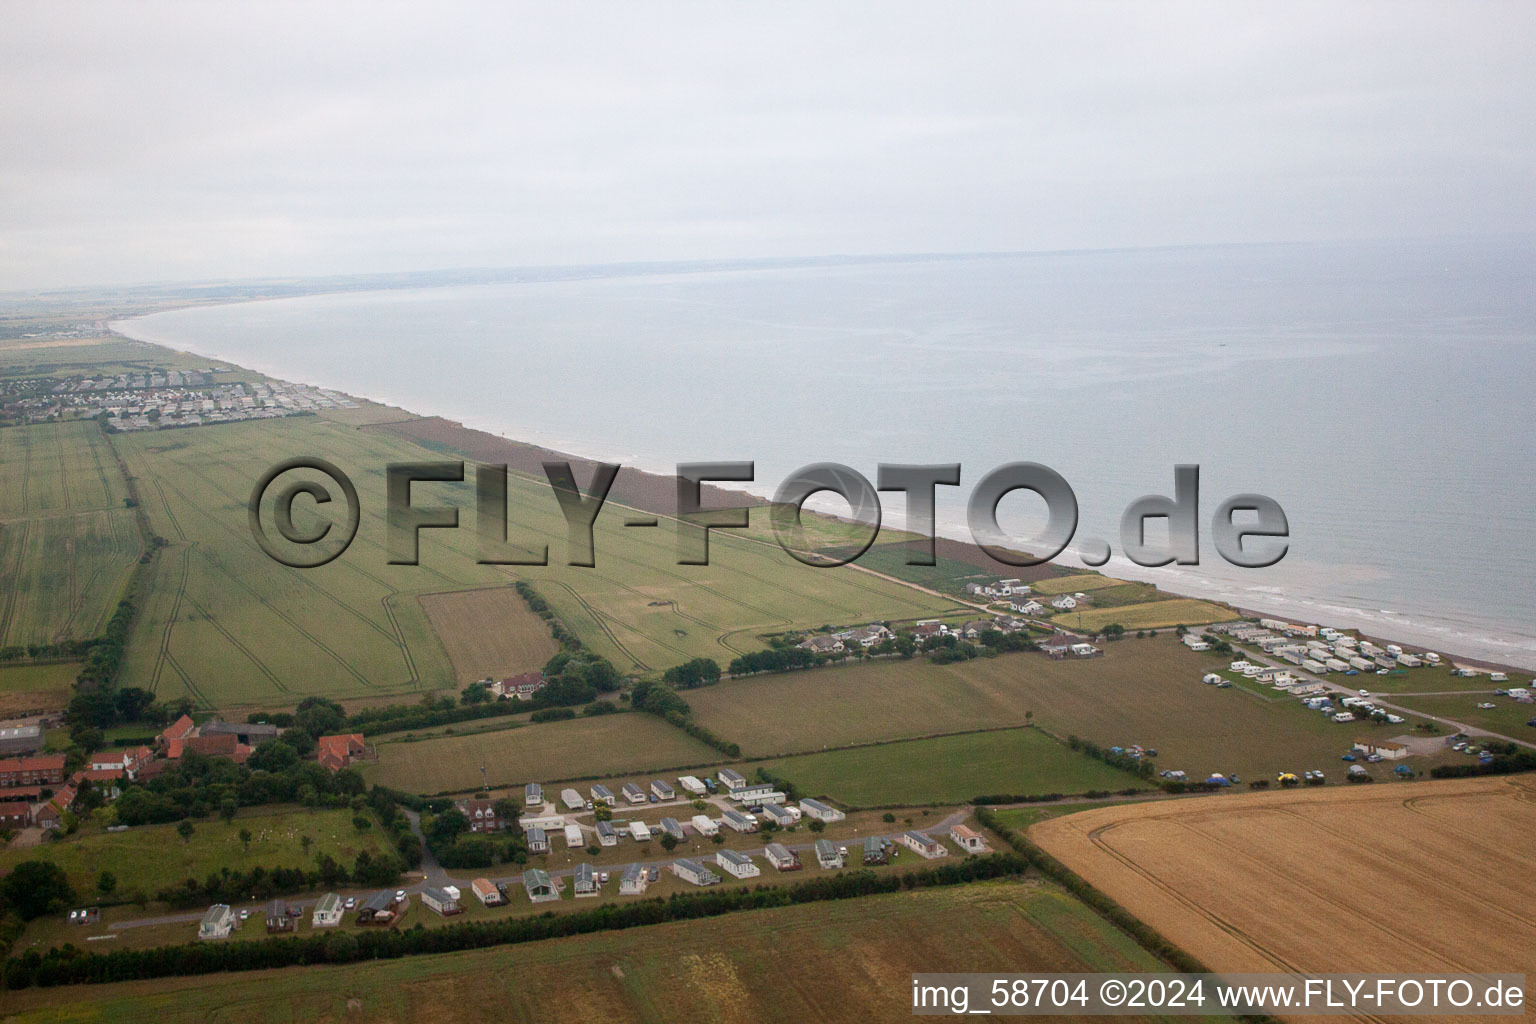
2,1,1535,291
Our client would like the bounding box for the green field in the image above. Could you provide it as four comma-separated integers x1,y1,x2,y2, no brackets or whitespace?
111,415,956,710
362,712,726,794
688,637,1389,781
0,805,394,900
1053,597,1232,631
0,661,80,715
0,421,143,648
3,880,1237,1024
756,727,1146,805
1029,573,1127,595
1390,692,1536,738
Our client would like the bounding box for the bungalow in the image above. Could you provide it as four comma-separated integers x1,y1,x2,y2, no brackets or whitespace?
721,808,757,833
524,867,559,903
573,863,600,897
659,817,686,840
763,842,801,871
863,835,893,864
761,803,796,827
716,848,760,879
678,775,707,795
1051,595,1077,611
672,858,721,886
901,831,949,859
560,788,585,811
621,782,647,804
839,624,894,647
316,733,366,772
619,863,649,895
357,890,403,924
798,798,845,823
455,797,504,832
563,823,585,848
797,635,845,655
716,768,747,792
421,886,461,915
949,824,988,852
526,826,550,854
814,838,843,869
1010,598,1047,615
472,878,504,906
266,899,294,933
494,671,547,700
1070,642,1100,657
596,820,618,846
650,779,675,801
590,783,614,805
523,782,543,807
628,820,651,841
198,904,235,940
1353,738,1410,760
311,893,345,927
911,622,947,643
690,814,719,836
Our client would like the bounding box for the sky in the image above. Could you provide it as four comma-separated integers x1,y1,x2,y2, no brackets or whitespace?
3,2,1535,290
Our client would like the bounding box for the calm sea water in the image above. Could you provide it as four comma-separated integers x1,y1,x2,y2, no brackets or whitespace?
115,239,1536,668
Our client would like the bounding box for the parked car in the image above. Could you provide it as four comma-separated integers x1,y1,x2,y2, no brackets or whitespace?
598,871,609,884
1366,753,1384,763
1341,753,1356,761
1359,688,1370,696
1477,702,1497,709
344,897,356,909
395,890,407,903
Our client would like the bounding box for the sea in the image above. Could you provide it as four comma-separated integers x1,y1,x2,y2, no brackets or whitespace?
113,237,1536,669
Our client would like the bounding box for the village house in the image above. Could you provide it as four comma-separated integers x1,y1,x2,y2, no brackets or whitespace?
716,848,760,879
910,622,948,644
619,863,648,895
524,868,559,903
672,858,721,886
455,797,505,832
833,623,894,647
901,831,949,859
763,842,800,871
1051,595,1077,611
0,753,66,789
0,801,31,828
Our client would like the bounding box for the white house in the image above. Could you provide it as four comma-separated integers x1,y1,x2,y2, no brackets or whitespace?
198,904,235,940
798,798,845,823
672,858,721,886
690,814,719,836
715,848,760,879
311,893,345,928
901,831,949,859
1051,596,1076,611
619,863,648,895
949,825,987,852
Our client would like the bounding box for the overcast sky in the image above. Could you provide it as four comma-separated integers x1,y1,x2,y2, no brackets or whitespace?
3,2,1534,290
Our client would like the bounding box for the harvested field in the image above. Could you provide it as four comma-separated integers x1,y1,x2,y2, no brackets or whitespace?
419,586,559,683
1030,776,1536,990
0,661,78,715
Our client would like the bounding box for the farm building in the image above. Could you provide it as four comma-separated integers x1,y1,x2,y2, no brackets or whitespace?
620,863,649,895
311,893,344,928
472,878,504,906
679,775,706,795
716,848,760,879
560,788,585,811
659,817,686,840
524,868,558,903
901,831,949,859
1353,738,1409,760
596,820,618,846
573,863,600,897
564,823,585,848
357,890,404,925
764,842,801,871
690,814,719,836
949,825,987,852
721,808,758,833
673,858,721,886
421,886,461,916
629,820,651,841
799,798,845,823
524,782,543,806
814,838,843,869
761,803,796,827
198,904,235,941
590,783,614,804
651,779,675,800
863,836,893,864
266,899,293,933
526,826,549,854
717,768,747,792
621,782,647,804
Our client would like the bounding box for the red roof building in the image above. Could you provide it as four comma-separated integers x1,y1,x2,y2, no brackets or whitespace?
0,754,67,789
316,733,366,772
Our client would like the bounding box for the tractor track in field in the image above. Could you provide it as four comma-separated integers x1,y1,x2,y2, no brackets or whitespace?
0,520,29,645
179,589,291,695
543,578,649,671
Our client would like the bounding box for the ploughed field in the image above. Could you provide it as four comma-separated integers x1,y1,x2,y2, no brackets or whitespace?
1030,776,1536,996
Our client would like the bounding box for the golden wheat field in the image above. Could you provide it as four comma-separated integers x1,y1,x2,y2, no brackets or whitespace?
1031,776,1536,996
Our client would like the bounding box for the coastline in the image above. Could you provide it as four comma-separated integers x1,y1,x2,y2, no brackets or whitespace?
107,303,1536,675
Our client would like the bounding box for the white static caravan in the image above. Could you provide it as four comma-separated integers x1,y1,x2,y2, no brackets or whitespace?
798,798,845,823
690,814,719,837
1302,658,1326,674
721,808,758,833
621,782,647,804
560,788,584,811
672,858,721,886
563,823,585,848
596,821,618,846
1396,654,1422,668
1349,656,1375,672
715,848,760,879
628,820,651,842
678,775,707,796
1325,658,1350,673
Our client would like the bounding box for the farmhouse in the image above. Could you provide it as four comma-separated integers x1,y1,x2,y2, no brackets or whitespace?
690,814,719,836
901,831,949,859
198,904,235,941
472,878,504,906
573,863,600,897
621,782,647,804
266,899,294,933
563,823,584,848
316,733,366,772
493,671,547,700
949,824,987,852
659,817,686,840
455,797,505,832
672,858,721,886
524,782,543,806
764,842,801,870
814,838,843,869
590,783,614,805
596,820,618,846
651,778,675,800
524,868,558,903
526,826,549,854
1353,738,1410,760
560,788,585,811
619,863,649,895
421,886,461,916
798,798,845,823
716,848,761,879
863,835,893,864
311,893,344,927
721,808,758,833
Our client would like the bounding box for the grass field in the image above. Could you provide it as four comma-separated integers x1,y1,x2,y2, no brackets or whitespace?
1028,573,1126,595
1031,775,1536,977
687,637,1399,781
0,421,143,648
418,586,558,683
756,727,1146,805
1390,691,1536,737
111,415,956,711
362,712,726,794
0,805,395,900
0,661,79,715
1052,597,1232,631
4,879,1242,1024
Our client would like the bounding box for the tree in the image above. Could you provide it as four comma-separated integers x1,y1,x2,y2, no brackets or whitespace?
239,828,253,853
709,832,724,845
882,812,896,823
96,870,117,897
300,834,312,856
659,833,678,852
352,814,372,832
459,684,491,706
808,819,826,833
219,797,238,822
176,820,194,844
0,861,73,919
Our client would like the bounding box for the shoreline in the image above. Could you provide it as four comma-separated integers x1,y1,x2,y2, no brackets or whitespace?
106,302,1536,676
